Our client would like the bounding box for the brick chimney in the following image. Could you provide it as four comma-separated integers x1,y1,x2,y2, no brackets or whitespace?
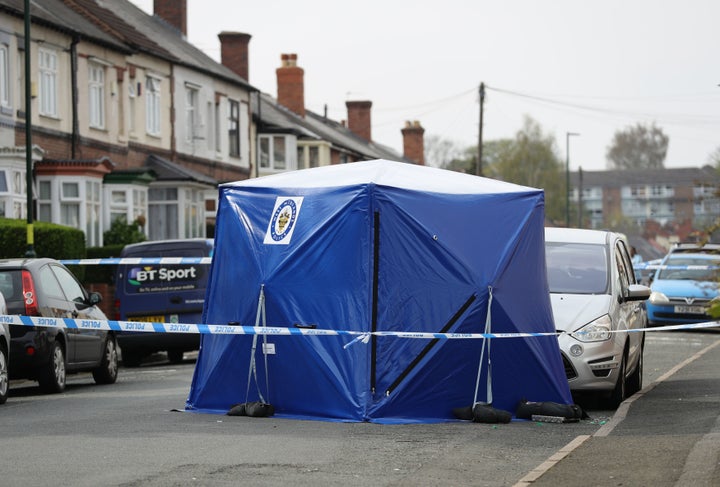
276,54,305,117
402,121,425,165
154,0,187,36
218,32,251,81
346,100,372,141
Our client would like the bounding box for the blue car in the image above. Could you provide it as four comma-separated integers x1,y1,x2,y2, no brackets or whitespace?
646,247,719,326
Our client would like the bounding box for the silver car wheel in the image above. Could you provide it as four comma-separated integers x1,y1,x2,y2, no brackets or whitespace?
105,339,118,378
52,344,66,389
0,348,8,404
39,342,66,393
93,337,119,385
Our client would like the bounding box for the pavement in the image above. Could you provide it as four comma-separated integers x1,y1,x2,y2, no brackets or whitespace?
517,338,720,487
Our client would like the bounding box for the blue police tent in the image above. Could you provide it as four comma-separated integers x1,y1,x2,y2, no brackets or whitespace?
185,159,572,422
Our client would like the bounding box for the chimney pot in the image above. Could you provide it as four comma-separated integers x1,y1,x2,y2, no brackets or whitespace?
346,100,373,141
154,0,187,36
218,32,252,81
402,121,425,165
277,53,305,117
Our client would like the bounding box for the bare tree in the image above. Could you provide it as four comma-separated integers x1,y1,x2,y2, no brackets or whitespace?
606,122,668,170
708,146,720,169
424,135,466,168
488,116,565,223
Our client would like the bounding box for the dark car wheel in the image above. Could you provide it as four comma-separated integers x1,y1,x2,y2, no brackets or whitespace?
39,342,66,393
92,336,119,385
606,348,628,409
0,346,8,404
626,340,644,396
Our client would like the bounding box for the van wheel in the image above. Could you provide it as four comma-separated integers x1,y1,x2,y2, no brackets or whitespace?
167,350,184,364
39,342,66,393
93,336,119,384
0,345,8,404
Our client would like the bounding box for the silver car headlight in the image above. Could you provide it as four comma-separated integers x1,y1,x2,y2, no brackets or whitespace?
571,314,612,342
649,291,670,305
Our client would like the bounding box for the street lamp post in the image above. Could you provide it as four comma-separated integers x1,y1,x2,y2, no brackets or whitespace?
24,0,35,257
565,132,580,227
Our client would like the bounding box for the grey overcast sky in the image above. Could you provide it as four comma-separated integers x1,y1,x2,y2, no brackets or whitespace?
131,0,720,171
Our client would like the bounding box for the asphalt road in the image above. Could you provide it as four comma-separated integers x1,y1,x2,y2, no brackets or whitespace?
0,330,717,487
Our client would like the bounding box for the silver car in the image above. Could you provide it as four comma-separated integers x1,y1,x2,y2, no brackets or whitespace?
545,228,651,408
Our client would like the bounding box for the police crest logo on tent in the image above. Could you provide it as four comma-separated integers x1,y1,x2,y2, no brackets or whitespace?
264,197,304,245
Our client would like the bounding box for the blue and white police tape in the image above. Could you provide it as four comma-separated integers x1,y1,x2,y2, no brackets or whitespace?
1,314,718,341
59,257,212,265
633,263,718,271
57,259,717,270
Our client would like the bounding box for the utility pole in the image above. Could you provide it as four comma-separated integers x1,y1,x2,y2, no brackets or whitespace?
477,82,485,177
577,167,583,228
565,132,579,228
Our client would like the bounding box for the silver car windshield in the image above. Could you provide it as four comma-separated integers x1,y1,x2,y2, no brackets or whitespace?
545,242,609,294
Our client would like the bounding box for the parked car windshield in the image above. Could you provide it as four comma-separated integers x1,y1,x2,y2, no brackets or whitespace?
657,256,720,282
545,242,609,294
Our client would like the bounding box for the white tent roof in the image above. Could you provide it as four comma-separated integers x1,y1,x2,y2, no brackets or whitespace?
222,160,538,195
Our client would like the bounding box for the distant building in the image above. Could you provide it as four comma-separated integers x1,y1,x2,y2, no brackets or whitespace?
570,166,720,242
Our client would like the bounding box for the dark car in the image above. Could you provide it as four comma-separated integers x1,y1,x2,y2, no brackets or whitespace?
0,291,8,404
0,258,118,393
114,239,212,366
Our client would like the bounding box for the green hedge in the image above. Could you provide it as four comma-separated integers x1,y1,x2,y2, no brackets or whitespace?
0,218,86,259
0,218,128,285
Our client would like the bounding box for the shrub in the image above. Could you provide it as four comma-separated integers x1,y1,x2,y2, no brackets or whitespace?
0,218,85,259
103,216,146,246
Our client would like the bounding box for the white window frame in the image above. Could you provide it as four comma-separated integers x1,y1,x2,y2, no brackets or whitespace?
60,181,81,229
183,188,204,239
39,48,58,117
228,99,240,157
128,82,136,134
259,134,296,172
38,179,52,222
109,188,128,224
89,63,105,129
37,176,106,246
0,44,10,110
104,185,149,237
145,75,161,136
0,167,25,219
85,180,102,246
148,186,179,240
206,101,214,151
148,184,207,241
297,141,328,170
184,84,200,143
214,100,221,153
